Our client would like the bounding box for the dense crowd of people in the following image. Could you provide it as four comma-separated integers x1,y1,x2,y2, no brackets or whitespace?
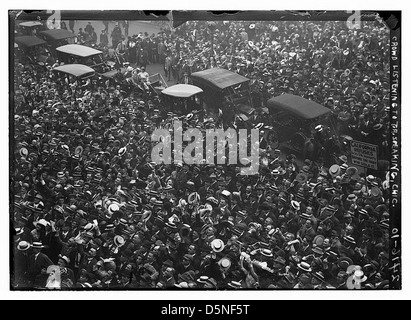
79,19,391,163
12,18,392,290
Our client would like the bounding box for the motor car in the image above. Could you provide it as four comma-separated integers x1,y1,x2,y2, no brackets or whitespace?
38,29,77,57
160,84,204,116
266,93,333,156
52,63,96,79
14,35,51,68
55,44,111,73
16,21,45,36
190,68,254,123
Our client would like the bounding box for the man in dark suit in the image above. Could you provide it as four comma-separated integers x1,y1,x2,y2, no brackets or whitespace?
57,254,76,288
198,178,212,203
42,223,62,264
111,23,122,49
80,247,99,281
358,114,373,143
27,242,54,287
13,241,32,288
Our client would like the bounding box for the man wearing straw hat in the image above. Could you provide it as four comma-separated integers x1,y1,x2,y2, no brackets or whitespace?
27,241,54,287
13,241,32,288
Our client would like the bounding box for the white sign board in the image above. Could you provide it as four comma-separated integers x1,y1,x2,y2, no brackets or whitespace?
350,140,378,170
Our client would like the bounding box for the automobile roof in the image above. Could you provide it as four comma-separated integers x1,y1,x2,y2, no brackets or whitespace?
267,94,331,120
56,44,102,58
39,29,76,41
19,21,43,28
53,64,96,77
14,35,46,48
161,84,204,98
190,68,250,91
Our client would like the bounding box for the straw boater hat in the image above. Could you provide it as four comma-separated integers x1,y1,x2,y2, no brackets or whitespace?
197,276,210,284
218,257,232,270
312,246,324,256
210,239,225,252
17,241,31,251
329,164,341,177
75,145,83,156
114,235,125,248
347,194,358,202
58,254,70,265
346,167,358,176
291,200,300,211
188,192,200,204
343,236,356,245
337,256,353,270
315,125,323,132
221,190,231,198
19,147,28,157
31,241,45,249
299,213,312,221
313,235,325,246
312,271,325,282
104,223,115,231
108,203,120,216
15,226,24,236
33,219,50,228
228,281,243,289
260,248,273,257
118,147,127,157
165,218,177,229
297,261,312,272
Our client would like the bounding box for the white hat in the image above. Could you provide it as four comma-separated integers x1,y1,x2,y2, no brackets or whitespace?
34,219,50,228
19,147,28,157
108,203,120,215
114,235,125,247
58,254,70,265
221,190,231,198
291,200,300,211
315,125,323,132
197,275,209,283
17,241,31,251
297,261,312,272
329,164,341,177
218,257,231,269
118,147,127,156
188,192,200,204
31,242,45,249
211,239,225,252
